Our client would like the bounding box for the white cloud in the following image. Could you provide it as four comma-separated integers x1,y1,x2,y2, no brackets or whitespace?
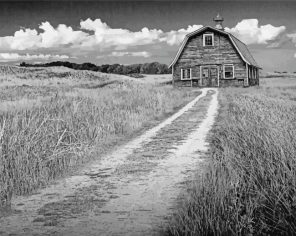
287,33,296,44
0,53,70,62
0,29,40,50
286,33,296,58
161,25,203,45
111,51,151,58
0,19,165,51
0,18,203,53
0,22,87,50
79,19,202,47
39,22,87,48
225,19,286,44
0,18,288,62
79,18,164,49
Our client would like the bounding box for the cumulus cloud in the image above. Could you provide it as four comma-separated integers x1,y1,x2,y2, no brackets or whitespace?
161,25,203,45
0,19,165,51
0,23,87,50
0,18,203,53
0,18,288,62
80,18,163,49
110,51,151,57
79,19,202,47
39,22,87,48
0,29,39,50
225,19,286,44
0,53,70,62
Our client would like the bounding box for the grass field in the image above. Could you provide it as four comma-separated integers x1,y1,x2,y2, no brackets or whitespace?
167,76,296,236
0,66,197,206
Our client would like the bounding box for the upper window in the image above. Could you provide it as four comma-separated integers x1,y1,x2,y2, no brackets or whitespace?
224,64,234,79
181,68,192,80
203,34,214,46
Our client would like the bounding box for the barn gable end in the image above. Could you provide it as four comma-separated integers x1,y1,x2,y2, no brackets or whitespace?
170,17,260,87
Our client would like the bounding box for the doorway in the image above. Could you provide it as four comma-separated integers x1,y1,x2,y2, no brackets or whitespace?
201,66,219,87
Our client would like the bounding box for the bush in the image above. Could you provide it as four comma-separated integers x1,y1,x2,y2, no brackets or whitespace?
20,61,171,75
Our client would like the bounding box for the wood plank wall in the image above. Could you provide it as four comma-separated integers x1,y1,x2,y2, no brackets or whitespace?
173,30,247,87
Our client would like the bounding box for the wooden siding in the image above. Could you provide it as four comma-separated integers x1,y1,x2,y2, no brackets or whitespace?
173,29,248,87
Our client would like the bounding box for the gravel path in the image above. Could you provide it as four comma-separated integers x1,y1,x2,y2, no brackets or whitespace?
0,88,218,236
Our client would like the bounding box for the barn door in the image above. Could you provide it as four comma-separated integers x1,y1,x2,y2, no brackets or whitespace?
210,67,218,87
201,66,219,87
201,67,210,86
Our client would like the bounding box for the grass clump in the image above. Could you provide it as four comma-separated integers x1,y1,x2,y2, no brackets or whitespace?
167,81,296,236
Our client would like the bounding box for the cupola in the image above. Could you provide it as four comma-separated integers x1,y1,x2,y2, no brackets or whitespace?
213,13,224,30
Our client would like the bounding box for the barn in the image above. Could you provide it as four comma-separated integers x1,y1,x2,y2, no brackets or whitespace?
169,14,261,87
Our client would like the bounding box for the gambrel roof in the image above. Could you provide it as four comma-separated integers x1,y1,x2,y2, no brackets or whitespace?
169,26,260,69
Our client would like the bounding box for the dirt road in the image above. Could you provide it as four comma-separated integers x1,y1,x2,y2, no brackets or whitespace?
0,88,218,236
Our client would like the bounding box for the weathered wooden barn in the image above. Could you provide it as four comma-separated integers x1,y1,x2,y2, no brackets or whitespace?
169,14,260,87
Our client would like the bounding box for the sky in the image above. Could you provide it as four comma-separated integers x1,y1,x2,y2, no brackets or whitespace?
0,1,295,72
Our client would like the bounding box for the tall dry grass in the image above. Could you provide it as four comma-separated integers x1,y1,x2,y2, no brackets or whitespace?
0,66,197,206
167,79,296,236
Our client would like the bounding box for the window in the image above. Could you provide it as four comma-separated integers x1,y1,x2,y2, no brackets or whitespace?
202,67,209,78
203,34,214,46
224,64,234,79
181,68,191,80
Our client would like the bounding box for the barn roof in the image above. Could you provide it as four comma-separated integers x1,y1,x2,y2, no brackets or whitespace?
169,26,261,69
229,35,259,68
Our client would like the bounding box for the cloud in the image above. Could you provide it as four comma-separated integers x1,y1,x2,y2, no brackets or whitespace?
0,18,203,53
0,22,87,50
110,51,151,57
287,33,296,44
79,19,202,47
0,19,165,51
286,33,296,58
0,53,70,62
80,18,163,49
0,29,40,50
161,25,203,45
225,19,286,44
39,22,87,48
0,18,288,64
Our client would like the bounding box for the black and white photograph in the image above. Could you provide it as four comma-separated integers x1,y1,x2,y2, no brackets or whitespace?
0,0,296,235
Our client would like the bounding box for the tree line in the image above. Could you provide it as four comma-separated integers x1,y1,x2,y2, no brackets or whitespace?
20,61,171,75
